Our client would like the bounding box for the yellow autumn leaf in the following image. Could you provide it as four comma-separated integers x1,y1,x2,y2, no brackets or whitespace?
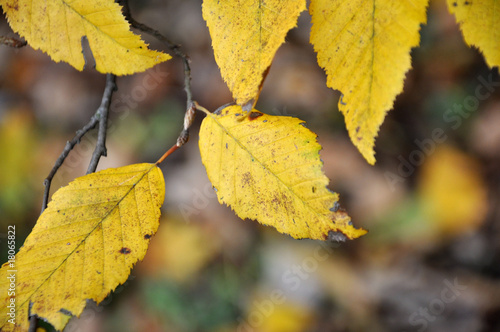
0,163,164,331
0,0,170,75
418,145,487,236
447,0,500,68
310,0,429,164
198,105,367,240
202,0,306,107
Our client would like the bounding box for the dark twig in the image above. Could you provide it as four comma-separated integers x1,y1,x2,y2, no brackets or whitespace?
0,36,27,48
119,0,195,151
27,315,37,332
41,74,117,213
86,74,116,174
120,0,193,107
41,116,99,212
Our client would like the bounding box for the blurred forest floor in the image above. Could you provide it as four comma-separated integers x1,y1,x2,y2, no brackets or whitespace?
1,0,500,331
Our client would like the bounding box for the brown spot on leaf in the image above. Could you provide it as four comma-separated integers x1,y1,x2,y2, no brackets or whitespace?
280,192,295,214
144,234,152,239
119,247,131,254
241,172,255,187
249,111,263,120
6,3,18,11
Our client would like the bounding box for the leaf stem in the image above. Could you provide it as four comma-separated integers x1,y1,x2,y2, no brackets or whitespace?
155,144,179,165
194,101,211,115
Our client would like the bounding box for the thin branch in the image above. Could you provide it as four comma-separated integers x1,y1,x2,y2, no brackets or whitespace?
86,74,116,174
41,116,99,212
41,74,117,213
119,0,193,108
0,36,27,48
28,315,37,332
119,0,196,163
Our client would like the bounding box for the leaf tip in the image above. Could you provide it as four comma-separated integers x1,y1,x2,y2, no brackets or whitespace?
365,153,376,166
354,138,377,165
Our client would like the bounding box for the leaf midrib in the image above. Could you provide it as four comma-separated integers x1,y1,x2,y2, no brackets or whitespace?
207,112,332,231
57,0,156,60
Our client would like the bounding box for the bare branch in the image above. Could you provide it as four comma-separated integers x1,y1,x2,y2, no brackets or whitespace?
119,0,193,107
119,0,197,161
28,315,37,332
41,116,98,212
41,74,117,213
86,74,117,174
